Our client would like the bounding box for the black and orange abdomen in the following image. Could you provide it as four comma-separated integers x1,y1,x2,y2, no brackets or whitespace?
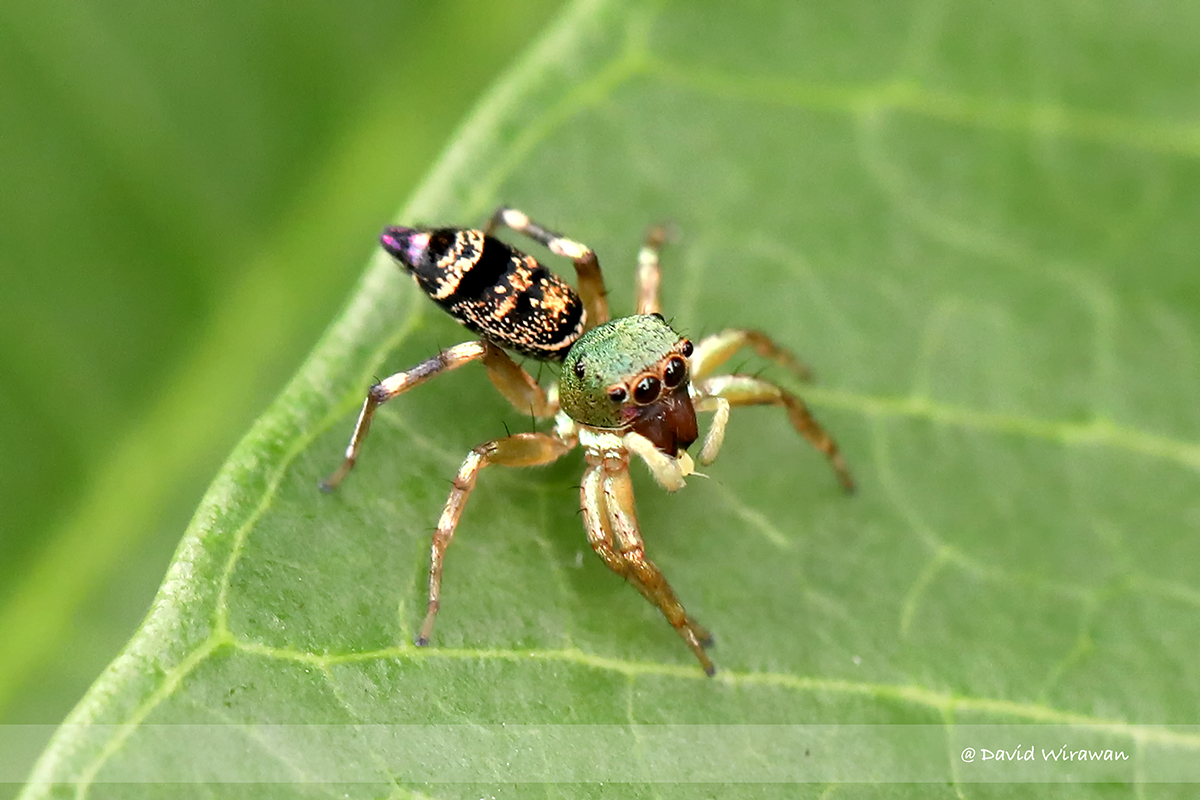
381,226,584,361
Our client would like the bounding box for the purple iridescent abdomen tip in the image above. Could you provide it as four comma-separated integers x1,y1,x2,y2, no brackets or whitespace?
380,226,430,267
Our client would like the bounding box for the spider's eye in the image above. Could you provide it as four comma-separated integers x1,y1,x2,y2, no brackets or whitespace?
651,312,665,321
634,375,661,404
573,360,586,379
680,339,694,357
607,386,627,403
663,356,687,388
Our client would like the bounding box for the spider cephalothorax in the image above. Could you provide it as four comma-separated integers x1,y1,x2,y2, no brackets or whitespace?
560,314,699,456
322,207,854,675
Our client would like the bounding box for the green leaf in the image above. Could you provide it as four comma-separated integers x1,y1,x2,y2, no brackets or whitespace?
0,0,565,785
22,0,1200,796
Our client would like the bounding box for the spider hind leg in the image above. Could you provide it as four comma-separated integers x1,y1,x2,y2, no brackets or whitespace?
485,206,610,330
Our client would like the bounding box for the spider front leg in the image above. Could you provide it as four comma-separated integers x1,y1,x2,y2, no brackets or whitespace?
418,432,574,646
485,206,610,329
694,374,855,492
321,341,556,492
580,457,715,675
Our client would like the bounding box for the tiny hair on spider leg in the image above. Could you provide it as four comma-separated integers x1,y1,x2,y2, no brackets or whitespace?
320,206,855,675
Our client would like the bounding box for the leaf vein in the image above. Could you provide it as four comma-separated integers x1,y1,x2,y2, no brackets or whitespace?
645,59,1200,160
223,635,1200,749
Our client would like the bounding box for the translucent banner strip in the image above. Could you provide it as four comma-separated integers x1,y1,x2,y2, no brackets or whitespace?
5,724,1198,783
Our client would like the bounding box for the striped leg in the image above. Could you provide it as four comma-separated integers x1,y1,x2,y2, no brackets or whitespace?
695,374,855,492
581,463,714,673
486,206,610,329
417,432,574,645
598,462,715,674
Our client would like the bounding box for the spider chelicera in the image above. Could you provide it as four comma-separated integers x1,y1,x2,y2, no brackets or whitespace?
321,207,854,675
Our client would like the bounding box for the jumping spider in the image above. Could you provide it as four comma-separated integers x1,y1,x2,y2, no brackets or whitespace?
321,207,854,675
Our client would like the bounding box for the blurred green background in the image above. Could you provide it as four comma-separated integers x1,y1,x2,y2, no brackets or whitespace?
0,0,562,786
9,0,1200,795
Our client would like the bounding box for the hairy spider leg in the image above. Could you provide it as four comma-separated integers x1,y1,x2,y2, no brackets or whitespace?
485,206,610,330
635,224,669,316
320,341,485,492
693,374,855,492
690,328,814,382
579,467,705,645
320,341,557,492
417,432,575,646
580,460,714,674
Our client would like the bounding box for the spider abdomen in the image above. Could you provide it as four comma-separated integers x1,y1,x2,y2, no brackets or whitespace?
382,226,585,361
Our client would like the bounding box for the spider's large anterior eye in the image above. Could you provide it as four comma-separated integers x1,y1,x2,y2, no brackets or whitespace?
663,356,687,388
573,360,586,379
607,386,627,403
680,339,694,357
634,375,661,404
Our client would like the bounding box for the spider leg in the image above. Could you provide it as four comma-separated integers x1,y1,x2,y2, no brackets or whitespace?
692,395,731,466
580,463,631,574
320,340,560,492
480,340,558,419
690,329,814,382
417,431,574,646
581,463,687,616
622,430,693,492
634,224,668,316
320,341,488,491
485,206,610,329
581,457,715,674
694,374,855,492
581,464,713,654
